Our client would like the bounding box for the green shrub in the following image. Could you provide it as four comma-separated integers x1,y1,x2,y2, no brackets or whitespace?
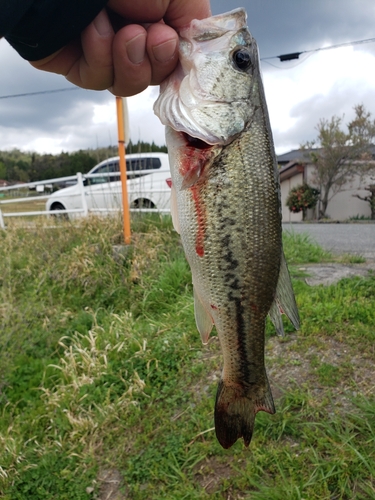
286,183,320,215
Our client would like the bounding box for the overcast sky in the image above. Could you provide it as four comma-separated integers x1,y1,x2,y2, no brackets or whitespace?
1,0,375,156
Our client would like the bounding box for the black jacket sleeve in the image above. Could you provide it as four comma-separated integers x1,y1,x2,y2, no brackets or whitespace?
1,0,108,61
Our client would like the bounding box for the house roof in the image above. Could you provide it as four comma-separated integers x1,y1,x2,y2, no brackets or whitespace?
277,145,375,165
279,161,305,182
277,144,375,183
277,148,316,165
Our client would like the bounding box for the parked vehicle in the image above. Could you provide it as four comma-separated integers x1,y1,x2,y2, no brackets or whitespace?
46,153,171,218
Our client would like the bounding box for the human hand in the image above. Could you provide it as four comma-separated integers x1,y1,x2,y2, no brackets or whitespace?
30,0,211,97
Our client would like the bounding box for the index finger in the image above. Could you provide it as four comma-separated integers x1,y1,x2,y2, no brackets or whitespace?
163,0,211,28
107,0,211,29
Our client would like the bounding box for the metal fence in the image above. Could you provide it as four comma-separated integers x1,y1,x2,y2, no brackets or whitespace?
0,171,171,229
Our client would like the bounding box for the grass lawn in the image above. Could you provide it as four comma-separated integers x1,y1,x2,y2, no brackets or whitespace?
0,215,374,499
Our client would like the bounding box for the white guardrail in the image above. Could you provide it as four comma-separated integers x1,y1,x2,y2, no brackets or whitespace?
0,171,171,229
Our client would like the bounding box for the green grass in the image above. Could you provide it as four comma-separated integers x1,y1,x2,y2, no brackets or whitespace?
1,217,374,499
283,229,333,264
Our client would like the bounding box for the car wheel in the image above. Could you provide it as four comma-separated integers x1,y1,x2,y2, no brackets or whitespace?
131,198,156,209
50,202,69,220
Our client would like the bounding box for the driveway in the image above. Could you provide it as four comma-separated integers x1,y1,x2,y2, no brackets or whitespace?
282,223,375,260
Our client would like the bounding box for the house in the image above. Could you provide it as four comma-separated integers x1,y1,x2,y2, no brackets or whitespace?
278,147,375,222
0,179,9,188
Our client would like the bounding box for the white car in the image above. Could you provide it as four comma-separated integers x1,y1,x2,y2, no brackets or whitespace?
46,153,171,218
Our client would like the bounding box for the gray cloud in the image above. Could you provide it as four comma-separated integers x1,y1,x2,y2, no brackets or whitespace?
212,0,375,57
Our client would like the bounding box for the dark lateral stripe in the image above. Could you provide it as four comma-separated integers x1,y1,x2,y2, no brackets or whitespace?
222,228,251,383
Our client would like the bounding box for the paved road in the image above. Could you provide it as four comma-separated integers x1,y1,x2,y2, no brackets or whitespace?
282,223,375,260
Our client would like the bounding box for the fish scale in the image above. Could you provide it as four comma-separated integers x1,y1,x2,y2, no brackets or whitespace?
155,8,299,449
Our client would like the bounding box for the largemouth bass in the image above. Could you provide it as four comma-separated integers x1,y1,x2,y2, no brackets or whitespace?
154,8,299,449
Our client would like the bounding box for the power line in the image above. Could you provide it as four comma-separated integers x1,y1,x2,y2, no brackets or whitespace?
0,87,79,100
1,36,374,99
261,36,375,62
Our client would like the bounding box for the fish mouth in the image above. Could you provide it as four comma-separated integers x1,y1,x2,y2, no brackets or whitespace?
183,133,212,150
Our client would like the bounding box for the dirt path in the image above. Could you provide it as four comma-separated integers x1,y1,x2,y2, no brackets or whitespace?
300,262,375,286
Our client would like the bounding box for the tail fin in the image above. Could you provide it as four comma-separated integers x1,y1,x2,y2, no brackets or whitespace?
214,378,275,449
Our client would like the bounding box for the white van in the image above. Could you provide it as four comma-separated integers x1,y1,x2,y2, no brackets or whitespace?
46,152,171,218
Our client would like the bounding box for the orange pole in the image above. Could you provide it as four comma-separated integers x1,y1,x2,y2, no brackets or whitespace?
116,96,131,244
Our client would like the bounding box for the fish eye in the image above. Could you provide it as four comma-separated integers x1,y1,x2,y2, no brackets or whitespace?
232,48,252,71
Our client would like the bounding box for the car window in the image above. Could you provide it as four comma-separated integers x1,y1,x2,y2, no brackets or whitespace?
89,173,107,184
87,157,162,184
88,162,119,184
127,158,161,171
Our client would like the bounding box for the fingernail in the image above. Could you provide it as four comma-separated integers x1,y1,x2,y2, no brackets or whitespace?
93,10,112,36
126,34,147,65
152,39,178,63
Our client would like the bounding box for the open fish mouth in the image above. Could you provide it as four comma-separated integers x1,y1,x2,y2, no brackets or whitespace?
182,133,213,149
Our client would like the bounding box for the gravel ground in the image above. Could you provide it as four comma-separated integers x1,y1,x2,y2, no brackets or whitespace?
283,223,375,260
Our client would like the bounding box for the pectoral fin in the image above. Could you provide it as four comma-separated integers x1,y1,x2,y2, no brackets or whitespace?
269,249,300,335
193,286,214,344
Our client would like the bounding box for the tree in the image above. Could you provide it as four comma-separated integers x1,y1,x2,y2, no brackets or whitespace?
0,142,168,182
353,182,375,220
304,104,375,218
0,161,6,180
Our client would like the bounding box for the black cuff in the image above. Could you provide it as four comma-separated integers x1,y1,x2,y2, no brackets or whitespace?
5,0,109,61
